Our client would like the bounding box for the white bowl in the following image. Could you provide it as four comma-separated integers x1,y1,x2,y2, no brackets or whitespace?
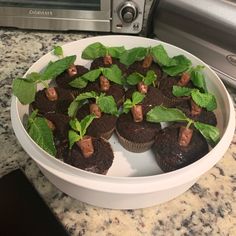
11,35,235,209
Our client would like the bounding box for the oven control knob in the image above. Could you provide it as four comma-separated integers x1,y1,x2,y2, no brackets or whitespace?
119,2,138,23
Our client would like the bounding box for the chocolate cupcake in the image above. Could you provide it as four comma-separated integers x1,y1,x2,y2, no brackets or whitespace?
126,59,162,81
55,64,89,96
32,87,74,115
176,100,217,126
64,136,114,175
76,103,117,139
125,86,171,113
90,57,127,75
116,112,161,153
152,124,209,172
158,74,194,107
84,81,125,107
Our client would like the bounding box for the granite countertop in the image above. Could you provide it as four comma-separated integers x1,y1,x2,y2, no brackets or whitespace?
0,28,236,236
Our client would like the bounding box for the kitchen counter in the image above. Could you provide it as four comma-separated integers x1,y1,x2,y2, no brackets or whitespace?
0,28,236,236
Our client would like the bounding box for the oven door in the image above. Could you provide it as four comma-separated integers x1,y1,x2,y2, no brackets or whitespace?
0,0,111,32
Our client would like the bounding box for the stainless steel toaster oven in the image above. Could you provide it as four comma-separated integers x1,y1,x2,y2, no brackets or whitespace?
0,0,156,35
153,0,236,87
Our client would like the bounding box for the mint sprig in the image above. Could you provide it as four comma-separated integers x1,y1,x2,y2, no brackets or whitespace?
146,105,220,146
27,110,56,156
69,64,123,88
13,55,76,105
123,91,145,114
126,70,157,86
68,91,119,118
119,44,192,76
162,55,192,76
119,47,148,66
172,86,217,111
53,45,64,57
151,44,177,67
68,114,96,149
81,42,125,60
189,65,207,92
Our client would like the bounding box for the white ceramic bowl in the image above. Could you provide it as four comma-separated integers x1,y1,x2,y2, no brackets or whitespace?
11,36,235,209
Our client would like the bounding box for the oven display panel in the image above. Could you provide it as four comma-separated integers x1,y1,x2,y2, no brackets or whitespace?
0,0,101,10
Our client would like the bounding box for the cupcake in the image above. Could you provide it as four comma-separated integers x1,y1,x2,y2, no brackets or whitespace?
32,87,74,115
116,91,161,152
125,70,172,112
81,42,127,75
76,103,117,139
70,91,119,139
146,105,219,172
64,115,114,174
152,124,209,172
158,72,194,107
55,64,89,96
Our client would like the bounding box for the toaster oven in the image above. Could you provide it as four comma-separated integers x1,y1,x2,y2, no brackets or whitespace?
153,0,236,87
0,0,156,35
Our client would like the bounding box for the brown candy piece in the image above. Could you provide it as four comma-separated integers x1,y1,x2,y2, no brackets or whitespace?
137,81,148,94
67,64,77,77
99,75,110,91
131,104,143,122
142,55,153,68
178,126,193,147
77,136,94,158
191,99,202,116
89,103,102,118
103,55,112,65
45,87,58,101
177,72,191,86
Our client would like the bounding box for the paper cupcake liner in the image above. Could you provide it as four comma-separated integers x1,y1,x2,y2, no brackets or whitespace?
116,129,154,153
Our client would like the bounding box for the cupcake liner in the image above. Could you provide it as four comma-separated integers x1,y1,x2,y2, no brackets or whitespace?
101,128,115,140
116,129,154,153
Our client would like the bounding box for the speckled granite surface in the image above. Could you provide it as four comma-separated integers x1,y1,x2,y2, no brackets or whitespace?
0,28,236,236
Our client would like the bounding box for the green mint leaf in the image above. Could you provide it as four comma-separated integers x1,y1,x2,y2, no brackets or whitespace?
190,65,207,92
144,70,157,85
172,85,194,97
80,114,96,137
97,95,118,116
81,42,107,59
13,78,37,105
27,109,38,130
194,121,220,147
146,106,188,123
132,91,145,105
122,91,145,113
126,72,143,85
68,130,80,149
123,99,133,114
53,45,64,57
75,91,98,102
102,65,123,85
27,116,56,156
163,55,192,76
69,119,81,132
119,47,148,66
42,55,76,81
68,100,85,118
25,72,42,82
69,77,88,88
151,44,176,66
191,90,217,111
107,46,126,58
69,68,101,88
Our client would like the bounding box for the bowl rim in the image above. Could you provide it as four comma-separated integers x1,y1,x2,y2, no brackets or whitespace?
10,35,236,194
